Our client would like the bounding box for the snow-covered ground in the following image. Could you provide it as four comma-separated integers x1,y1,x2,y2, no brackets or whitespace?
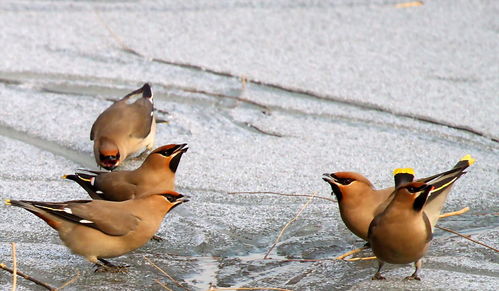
0,1,497,290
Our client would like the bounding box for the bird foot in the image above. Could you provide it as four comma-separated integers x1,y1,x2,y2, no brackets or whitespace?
371,273,386,280
404,275,421,281
151,235,163,242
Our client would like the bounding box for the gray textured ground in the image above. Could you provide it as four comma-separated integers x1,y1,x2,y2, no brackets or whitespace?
0,0,498,290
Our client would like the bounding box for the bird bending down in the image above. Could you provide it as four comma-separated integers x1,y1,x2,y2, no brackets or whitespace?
5,191,188,272
91,83,156,170
63,144,188,201
368,182,433,280
322,155,475,242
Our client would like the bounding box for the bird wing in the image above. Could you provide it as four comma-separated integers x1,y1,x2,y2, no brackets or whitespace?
67,200,141,236
10,200,141,236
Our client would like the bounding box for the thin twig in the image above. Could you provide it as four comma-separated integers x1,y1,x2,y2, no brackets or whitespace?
336,246,369,260
55,271,80,290
439,207,470,219
11,243,17,291
0,264,56,290
155,279,174,291
344,256,377,262
435,225,499,252
210,287,292,291
474,212,499,216
244,123,284,137
228,191,336,203
177,85,270,111
394,1,424,8
270,258,336,263
143,256,188,290
264,192,318,259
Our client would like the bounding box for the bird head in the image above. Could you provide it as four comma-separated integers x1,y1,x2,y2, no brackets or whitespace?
396,182,434,211
159,191,189,209
98,137,121,170
149,144,188,172
322,172,373,202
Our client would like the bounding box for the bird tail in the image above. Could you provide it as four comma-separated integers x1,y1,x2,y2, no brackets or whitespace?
121,83,152,101
422,154,475,228
5,199,62,230
62,173,104,200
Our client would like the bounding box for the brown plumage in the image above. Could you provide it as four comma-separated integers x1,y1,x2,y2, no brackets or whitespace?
91,83,156,170
322,155,474,241
368,182,433,280
5,191,188,271
64,144,188,201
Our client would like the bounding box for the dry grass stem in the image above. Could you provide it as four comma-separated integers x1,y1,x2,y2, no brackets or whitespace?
210,287,293,291
177,85,270,111
228,191,336,203
275,258,336,263
143,256,188,290
264,192,318,259
439,207,470,218
336,246,369,260
11,243,17,291
0,263,55,290
394,1,424,8
244,123,284,137
435,225,498,252
55,271,80,290
344,256,377,262
155,279,174,291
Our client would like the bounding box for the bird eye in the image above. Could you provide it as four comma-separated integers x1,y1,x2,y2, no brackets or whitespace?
164,194,175,202
407,186,420,193
342,178,354,185
163,193,183,203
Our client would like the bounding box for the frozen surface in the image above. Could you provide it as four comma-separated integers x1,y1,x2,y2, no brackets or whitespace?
0,0,498,290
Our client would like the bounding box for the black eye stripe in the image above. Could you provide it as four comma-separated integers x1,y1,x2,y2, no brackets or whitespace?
158,149,175,156
407,185,425,193
337,178,354,185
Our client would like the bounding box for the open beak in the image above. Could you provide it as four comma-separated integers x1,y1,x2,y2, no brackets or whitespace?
173,143,189,154
322,173,339,184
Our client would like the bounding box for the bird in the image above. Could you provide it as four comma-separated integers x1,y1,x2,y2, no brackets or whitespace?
63,144,188,201
368,181,434,280
322,155,475,241
5,191,188,272
91,83,156,170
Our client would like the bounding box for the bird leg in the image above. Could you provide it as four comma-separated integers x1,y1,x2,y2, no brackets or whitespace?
404,259,422,281
336,245,369,260
94,258,129,273
371,260,386,280
151,235,164,242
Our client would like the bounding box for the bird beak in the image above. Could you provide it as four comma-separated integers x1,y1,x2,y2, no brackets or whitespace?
171,195,189,210
322,173,339,185
169,144,188,173
173,143,189,154
175,195,190,204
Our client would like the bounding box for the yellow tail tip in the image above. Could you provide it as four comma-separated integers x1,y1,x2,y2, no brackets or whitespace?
460,154,476,166
61,175,68,179
5,199,12,205
393,168,415,176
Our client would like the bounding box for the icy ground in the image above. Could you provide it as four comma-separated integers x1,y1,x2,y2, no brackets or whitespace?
0,0,498,290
